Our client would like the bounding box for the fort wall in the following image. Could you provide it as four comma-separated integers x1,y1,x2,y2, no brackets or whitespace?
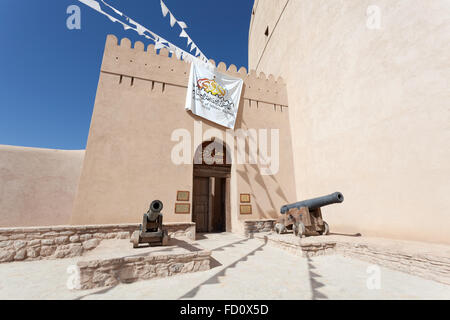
249,0,450,244
0,145,84,227
71,35,297,232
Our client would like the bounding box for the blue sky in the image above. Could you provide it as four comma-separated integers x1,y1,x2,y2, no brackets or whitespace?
0,0,253,149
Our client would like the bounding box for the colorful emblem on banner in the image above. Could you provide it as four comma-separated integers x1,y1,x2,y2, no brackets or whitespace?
197,78,226,97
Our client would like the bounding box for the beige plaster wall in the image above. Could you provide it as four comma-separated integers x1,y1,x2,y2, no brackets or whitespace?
71,35,297,232
0,145,84,227
249,0,450,244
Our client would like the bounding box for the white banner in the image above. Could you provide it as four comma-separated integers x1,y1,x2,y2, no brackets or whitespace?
185,60,243,129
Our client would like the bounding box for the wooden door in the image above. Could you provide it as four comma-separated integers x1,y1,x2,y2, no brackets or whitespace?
212,178,226,232
193,177,209,232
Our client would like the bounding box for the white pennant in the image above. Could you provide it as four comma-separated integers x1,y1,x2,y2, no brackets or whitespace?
78,0,101,11
137,25,146,35
144,29,158,40
190,43,196,52
105,13,118,23
177,21,188,29
179,29,188,38
187,37,192,46
154,40,165,50
175,48,182,60
195,47,201,57
168,43,177,54
169,13,177,27
101,0,122,16
160,0,169,17
128,19,145,35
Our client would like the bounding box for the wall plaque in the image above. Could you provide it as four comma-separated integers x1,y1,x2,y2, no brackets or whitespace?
240,204,252,215
175,203,190,214
177,191,190,201
240,193,251,203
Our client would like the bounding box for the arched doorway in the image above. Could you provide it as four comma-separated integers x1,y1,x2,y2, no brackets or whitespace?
192,139,231,233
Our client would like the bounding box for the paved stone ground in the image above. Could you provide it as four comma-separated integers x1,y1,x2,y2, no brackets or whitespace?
0,233,449,300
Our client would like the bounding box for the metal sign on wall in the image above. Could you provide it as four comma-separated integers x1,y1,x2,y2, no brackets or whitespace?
185,60,244,129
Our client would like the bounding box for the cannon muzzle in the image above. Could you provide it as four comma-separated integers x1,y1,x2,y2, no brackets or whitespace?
147,200,163,221
280,192,344,214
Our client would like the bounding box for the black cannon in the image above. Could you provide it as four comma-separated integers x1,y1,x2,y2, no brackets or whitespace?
131,200,169,248
275,192,344,238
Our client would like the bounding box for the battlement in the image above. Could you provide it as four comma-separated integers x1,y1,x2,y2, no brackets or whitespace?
100,35,288,107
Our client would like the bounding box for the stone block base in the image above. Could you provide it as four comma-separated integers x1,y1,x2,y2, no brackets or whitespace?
253,232,336,257
253,232,450,285
77,250,211,290
244,219,276,236
0,222,196,263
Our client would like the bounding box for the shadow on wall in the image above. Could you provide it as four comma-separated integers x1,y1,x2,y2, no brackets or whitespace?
234,117,290,219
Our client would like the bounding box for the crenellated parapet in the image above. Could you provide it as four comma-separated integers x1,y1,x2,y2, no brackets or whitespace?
100,35,288,107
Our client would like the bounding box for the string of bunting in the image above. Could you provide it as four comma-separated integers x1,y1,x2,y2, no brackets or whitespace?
77,0,202,63
160,0,208,63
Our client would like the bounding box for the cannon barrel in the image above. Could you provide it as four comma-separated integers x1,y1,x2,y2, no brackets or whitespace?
147,200,163,221
280,192,344,214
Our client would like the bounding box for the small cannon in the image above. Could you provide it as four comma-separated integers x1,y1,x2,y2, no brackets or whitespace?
275,192,344,238
131,200,169,248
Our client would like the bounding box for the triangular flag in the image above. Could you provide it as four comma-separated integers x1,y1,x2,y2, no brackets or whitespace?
175,48,182,60
187,37,192,46
101,0,123,16
154,40,165,50
190,43,196,52
168,43,178,53
105,14,118,23
128,19,145,35
169,13,177,27
177,21,188,29
160,0,169,17
79,0,102,12
179,29,188,38
195,47,201,57
144,29,158,40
